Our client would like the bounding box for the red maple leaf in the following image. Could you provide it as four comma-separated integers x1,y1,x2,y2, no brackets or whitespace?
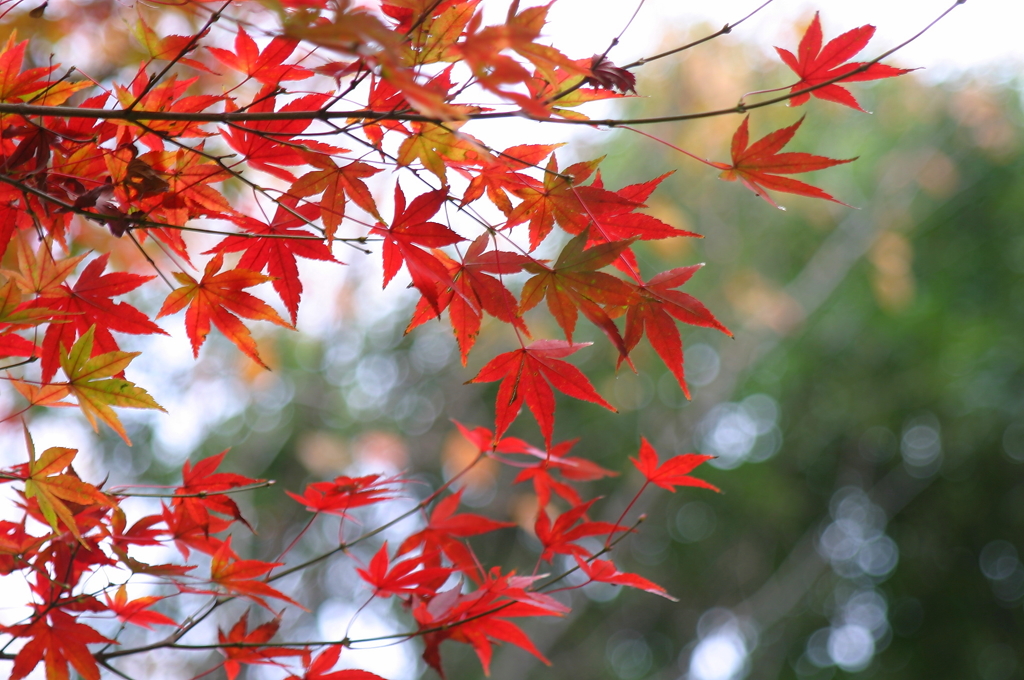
623,265,730,399
103,584,177,629
35,254,166,382
631,437,718,493
3,609,113,680
290,157,382,243
208,536,303,610
506,156,636,251
211,197,336,324
220,86,331,181
173,450,261,533
534,499,627,563
406,233,531,363
398,489,514,580
777,12,914,112
356,541,452,598
208,26,312,84
286,473,404,520
573,556,677,601
519,230,634,358
413,569,568,677
371,184,464,311
287,646,388,680
470,340,614,448
715,116,855,207
499,437,617,509
218,612,303,680
157,251,291,369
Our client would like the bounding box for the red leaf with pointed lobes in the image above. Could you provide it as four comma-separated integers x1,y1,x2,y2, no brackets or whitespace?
777,12,914,112
291,158,382,243
398,489,515,581
534,498,629,563
209,197,337,325
357,541,453,598
407,233,531,363
519,230,634,360
499,437,617,509
288,645,389,680
470,340,615,449
573,555,678,601
461,143,562,215
208,26,312,84
174,450,261,533
287,473,405,520
622,264,730,398
209,537,304,610
221,87,331,182
414,568,568,677
157,251,291,369
33,253,166,382
218,612,304,680
715,116,855,208
631,437,719,493
371,184,464,312
103,585,177,630
3,609,114,680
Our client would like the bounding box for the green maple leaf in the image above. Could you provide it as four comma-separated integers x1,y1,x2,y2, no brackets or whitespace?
59,325,165,445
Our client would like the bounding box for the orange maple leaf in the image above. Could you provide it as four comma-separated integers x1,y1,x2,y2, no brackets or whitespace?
157,252,290,369
715,115,855,207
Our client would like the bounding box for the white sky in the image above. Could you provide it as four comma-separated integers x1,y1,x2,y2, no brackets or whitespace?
545,0,1016,80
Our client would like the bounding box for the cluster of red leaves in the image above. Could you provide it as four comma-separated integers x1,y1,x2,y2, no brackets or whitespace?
0,2,913,679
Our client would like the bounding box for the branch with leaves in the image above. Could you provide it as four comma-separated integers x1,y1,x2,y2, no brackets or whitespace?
0,0,960,678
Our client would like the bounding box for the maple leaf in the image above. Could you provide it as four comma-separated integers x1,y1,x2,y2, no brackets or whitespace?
173,450,261,532
371,184,464,311
414,569,567,677
777,12,914,112
585,54,636,94
34,253,167,382
715,116,855,207
573,556,677,601
4,609,114,680
287,646,388,680
356,541,453,597
519,230,634,358
287,473,404,520
0,34,60,103
60,326,165,446
103,584,177,629
497,437,617,509
622,265,730,399
208,26,312,84
218,612,303,680
534,499,627,563
470,340,614,448
406,233,531,363
157,251,291,369
506,155,637,251
21,429,112,543
631,437,719,493
461,143,562,215
398,489,514,580
220,87,331,181
290,157,382,243
209,537,304,610
211,198,336,324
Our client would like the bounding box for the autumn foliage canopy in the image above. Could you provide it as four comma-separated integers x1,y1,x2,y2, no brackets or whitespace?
0,0,950,678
